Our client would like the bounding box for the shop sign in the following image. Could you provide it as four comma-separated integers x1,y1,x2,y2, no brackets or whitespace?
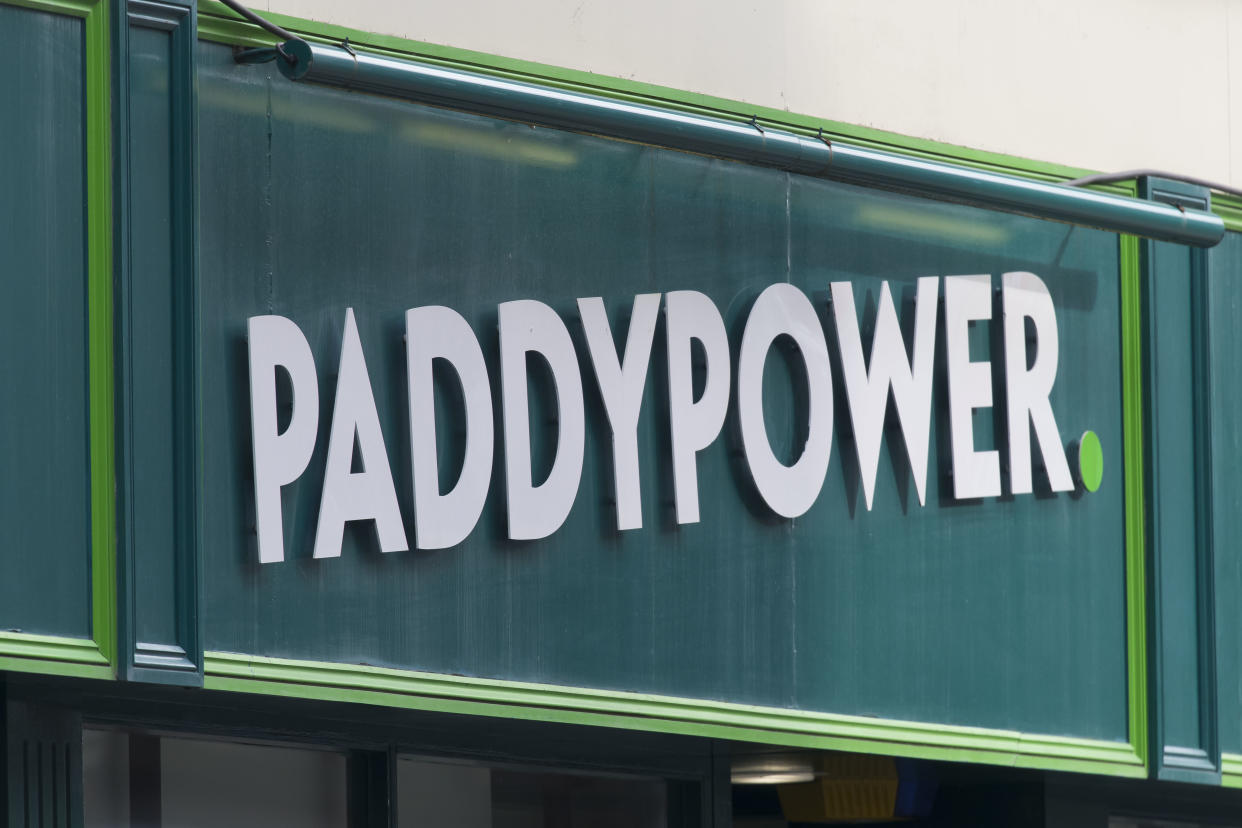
247,272,1092,563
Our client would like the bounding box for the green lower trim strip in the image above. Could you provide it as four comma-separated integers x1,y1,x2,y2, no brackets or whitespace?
1222,754,1242,788
0,632,112,679
205,652,1144,777
85,0,116,669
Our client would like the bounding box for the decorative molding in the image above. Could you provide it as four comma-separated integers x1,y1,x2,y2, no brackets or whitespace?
1139,178,1222,784
205,652,1145,778
1221,753,1242,788
134,642,197,672
0,632,112,679
114,0,203,685
1,0,94,17
1213,194,1242,233
128,0,184,28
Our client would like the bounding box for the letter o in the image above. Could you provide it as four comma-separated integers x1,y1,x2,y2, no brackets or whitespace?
737,284,833,518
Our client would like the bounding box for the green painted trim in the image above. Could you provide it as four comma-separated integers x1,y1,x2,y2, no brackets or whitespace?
1212,217,1241,786
1120,231,1149,771
204,652,1145,778
196,1,1137,193
0,0,117,675
1214,194,1242,233
1222,753,1242,788
0,632,112,680
1,0,92,16
86,0,117,671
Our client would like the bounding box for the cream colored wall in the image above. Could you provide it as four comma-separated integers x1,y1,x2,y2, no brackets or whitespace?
261,0,1242,188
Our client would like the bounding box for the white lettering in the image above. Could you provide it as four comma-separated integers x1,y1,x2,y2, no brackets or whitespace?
944,275,1002,500
578,294,661,531
499,300,586,540
737,284,833,518
248,315,320,564
406,305,495,550
246,270,1079,563
1002,271,1073,493
831,277,938,509
313,309,408,559
665,290,731,525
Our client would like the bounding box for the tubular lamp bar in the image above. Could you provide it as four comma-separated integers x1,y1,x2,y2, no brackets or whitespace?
271,41,1225,248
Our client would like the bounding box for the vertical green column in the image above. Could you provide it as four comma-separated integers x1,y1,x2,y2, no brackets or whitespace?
112,0,202,685
1139,176,1220,783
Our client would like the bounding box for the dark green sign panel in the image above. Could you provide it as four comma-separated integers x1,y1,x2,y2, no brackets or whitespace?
197,42,1128,743
1210,231,1242,759
0,5,92,639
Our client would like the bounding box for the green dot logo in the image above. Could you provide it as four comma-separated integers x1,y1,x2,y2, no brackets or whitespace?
1075,430,1103,493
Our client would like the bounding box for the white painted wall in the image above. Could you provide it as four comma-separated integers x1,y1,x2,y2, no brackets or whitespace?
261,0,1242,189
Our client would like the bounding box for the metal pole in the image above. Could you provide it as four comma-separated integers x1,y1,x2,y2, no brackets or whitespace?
271,40,1225,249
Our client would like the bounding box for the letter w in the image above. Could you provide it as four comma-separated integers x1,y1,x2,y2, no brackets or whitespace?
831,277,938,510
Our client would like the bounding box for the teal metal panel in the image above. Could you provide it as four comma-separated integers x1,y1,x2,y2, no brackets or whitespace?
128,22,178,649
1140,177,1220,783
197,43,1130,741
788,178,1127,733
1210,230,1242,757
0,5,92,639
114,0,202,684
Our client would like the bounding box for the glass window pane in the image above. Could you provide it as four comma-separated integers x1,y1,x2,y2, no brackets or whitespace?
83,729,130,828
83,728,347,828
398,759,493,828
161,737,346,828
398,756,667,828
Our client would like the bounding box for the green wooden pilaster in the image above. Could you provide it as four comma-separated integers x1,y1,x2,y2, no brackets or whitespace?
1140,176,1221,783
112,0,202,685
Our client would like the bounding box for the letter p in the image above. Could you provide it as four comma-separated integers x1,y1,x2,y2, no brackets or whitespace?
248,315,319,563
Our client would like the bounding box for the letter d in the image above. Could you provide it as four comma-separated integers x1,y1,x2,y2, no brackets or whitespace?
499,300,585,540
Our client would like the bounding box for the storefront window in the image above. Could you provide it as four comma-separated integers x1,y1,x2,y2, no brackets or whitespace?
397,756,668,828
83,728,347,828
85,729,669,828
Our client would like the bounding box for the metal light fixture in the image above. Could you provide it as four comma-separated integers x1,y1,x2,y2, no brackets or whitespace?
730,753,817,785
224,30,1222,248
